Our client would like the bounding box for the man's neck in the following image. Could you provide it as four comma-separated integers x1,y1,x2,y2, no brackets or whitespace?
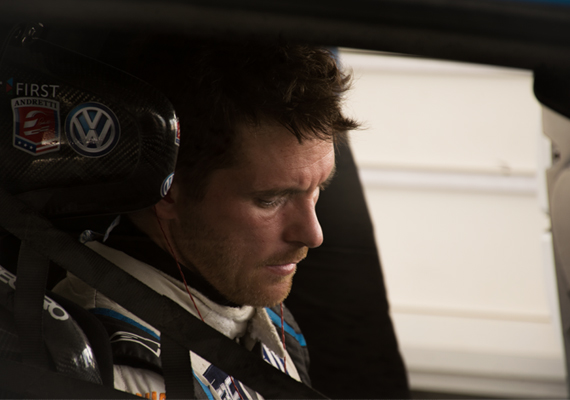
105,216,241,308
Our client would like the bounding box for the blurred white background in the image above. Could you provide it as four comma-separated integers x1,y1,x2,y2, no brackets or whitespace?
340,49,566,398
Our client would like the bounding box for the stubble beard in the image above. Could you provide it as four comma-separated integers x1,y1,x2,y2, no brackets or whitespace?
171,211,305,307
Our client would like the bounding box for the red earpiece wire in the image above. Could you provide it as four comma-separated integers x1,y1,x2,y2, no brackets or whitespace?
153,206,204,321
280,302,287,374
153,207,244,399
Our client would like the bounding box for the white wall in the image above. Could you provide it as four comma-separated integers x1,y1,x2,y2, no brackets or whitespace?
340,49,566,398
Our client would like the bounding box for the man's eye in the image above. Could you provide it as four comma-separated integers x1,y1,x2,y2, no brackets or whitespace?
256,197,282,208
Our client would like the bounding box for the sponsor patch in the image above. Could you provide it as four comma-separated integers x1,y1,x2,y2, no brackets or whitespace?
0,266,69,321
203,365,248,400
65,102,120,157
14,81,59,98
161,173,175,197
43,296,69,321
5,79,59,97
11,97,61,155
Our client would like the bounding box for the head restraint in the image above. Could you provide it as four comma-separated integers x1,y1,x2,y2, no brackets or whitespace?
0,24,178,219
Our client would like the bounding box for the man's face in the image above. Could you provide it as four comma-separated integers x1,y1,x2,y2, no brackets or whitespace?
168,122,335,307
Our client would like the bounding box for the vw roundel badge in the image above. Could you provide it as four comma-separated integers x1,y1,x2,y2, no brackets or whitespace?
65,102,120,157
161,173,175,197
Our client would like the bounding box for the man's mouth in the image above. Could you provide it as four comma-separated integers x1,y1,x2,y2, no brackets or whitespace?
262,247,307,276
265,263,297,276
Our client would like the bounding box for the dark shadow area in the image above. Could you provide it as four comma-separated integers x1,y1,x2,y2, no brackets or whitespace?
411,390,502,399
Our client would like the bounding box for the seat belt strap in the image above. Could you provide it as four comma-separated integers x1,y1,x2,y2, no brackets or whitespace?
14,241,51,369
161,333,195,398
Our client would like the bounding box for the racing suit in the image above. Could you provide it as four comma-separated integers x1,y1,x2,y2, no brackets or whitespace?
53,226,310,399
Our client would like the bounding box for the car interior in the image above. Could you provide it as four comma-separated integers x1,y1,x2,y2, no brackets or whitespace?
1,1,570,398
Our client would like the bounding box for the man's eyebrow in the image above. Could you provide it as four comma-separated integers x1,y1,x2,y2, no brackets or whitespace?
252,164,337,198
252,187,300,198
319,164,337,190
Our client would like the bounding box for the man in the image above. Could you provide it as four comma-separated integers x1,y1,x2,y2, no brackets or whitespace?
53,38,358,399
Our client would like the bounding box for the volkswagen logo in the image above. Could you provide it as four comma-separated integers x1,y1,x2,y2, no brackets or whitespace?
161,173,175,197
65,102,120,157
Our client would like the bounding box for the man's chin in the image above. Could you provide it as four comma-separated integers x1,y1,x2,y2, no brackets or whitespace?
243,297,288,308
231,279,293,308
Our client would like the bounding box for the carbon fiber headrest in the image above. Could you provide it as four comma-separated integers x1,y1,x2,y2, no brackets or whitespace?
0,25,179,218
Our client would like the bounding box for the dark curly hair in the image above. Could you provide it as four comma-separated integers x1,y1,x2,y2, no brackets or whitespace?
126,37,359,200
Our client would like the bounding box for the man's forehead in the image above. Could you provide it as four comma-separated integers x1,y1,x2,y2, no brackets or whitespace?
235,121,335,166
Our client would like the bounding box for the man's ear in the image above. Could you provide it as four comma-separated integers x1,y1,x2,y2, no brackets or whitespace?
154,184,178,220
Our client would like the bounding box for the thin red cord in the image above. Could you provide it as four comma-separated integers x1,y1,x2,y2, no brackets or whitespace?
153,207,204,321
229,376,243,397
280,302,287,374
153,207,244,400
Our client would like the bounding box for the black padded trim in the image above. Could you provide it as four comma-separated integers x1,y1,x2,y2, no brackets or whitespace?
48,292,115,388
534,67,570,119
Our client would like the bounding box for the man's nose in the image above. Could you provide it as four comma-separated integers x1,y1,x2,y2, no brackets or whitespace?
284,201,324,248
